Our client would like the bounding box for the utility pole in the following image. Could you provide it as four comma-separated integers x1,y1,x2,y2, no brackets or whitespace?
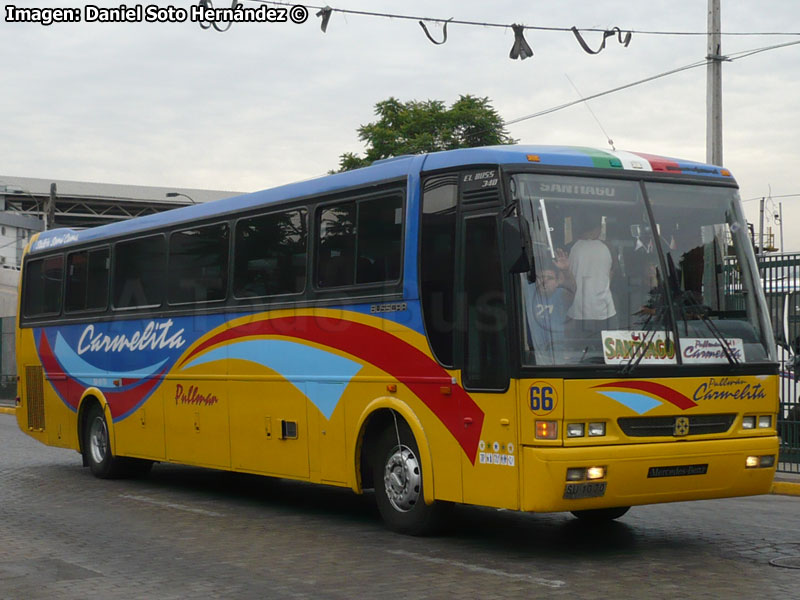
759,197,765,256
706,0,724,166
45,183,57,230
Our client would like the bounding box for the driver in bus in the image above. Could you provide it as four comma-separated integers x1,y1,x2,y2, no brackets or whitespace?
526,249,575,364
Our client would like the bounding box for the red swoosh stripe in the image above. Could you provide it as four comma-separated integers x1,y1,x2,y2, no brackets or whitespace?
38,331,164,420
593,380,697,410
181,316,485,462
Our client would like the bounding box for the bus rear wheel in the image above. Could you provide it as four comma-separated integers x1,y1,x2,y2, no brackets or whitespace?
571,506,630,522
373,422,445,535
82,404,151,479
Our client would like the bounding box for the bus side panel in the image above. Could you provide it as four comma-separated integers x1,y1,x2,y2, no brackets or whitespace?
114,389,166,460
228,370,311,480
16,326,77,450
164,367,231,469
364,317,465,503
459,380,520,511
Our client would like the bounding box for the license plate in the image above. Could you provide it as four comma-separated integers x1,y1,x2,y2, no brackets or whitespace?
563,481,607,500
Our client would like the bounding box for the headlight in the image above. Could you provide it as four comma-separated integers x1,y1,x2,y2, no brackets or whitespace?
567,423,585,438
588,422,606,437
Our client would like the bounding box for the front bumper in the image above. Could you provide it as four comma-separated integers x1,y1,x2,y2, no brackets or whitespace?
521,436,778,512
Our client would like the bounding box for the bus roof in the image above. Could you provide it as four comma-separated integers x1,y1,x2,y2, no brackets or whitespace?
29,144,735,254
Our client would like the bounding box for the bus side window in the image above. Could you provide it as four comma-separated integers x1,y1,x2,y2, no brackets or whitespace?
65,248,109,312
462,214,509,390
316,194,403,289
233,208,308,298
22,254,64,317
168,223,229,305
420,175,458,367
113,235,166,309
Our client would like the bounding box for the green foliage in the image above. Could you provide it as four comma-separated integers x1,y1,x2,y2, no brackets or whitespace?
336,95,515,172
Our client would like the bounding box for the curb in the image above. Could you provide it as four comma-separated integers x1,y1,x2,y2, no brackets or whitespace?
0,406,15,415
772,481,800,496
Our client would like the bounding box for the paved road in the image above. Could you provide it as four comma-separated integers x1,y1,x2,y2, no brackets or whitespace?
1,413,799,599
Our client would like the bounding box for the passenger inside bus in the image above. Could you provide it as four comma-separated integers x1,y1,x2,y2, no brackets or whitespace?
566,214,617,335
525,250,574,364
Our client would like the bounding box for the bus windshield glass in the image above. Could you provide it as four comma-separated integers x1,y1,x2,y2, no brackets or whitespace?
511,173,775,367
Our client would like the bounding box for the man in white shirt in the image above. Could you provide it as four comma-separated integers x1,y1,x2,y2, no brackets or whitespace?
567,215,616,334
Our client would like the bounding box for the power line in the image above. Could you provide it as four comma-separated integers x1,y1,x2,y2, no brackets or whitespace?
505,59,710,126
504,38,800,128
744,193,800,203
252,0,800,37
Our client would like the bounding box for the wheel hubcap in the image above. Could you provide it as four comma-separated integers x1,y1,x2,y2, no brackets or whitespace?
383,445,421,512
89,416,108,464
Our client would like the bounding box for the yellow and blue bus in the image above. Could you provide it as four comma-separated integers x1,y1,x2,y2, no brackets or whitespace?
15,145,778,534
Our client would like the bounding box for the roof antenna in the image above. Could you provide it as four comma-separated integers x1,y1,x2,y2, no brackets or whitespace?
565,74,615,151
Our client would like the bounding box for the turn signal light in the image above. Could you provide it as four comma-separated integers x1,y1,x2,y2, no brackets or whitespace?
535,420,558,440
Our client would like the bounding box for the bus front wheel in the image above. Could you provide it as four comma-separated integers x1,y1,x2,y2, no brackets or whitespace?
571,506,630,522
373,422,445,535
82,404,151,478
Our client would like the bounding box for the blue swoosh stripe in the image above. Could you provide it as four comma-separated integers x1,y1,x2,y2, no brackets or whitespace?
182,339,363,419
596,391,661,415
54,332,168,387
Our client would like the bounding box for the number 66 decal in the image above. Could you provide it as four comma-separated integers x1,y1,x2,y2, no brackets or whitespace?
529,382,558,416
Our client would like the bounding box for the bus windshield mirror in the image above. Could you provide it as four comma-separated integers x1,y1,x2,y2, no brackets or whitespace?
502,204,533,275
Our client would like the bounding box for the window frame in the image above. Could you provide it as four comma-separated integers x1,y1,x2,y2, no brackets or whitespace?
21,253,65,319
232,206,309,301
64,245,110,315
111,232,168,311
167,222,230,307
313,188,406,293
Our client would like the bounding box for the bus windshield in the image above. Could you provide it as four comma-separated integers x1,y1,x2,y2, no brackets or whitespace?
511,173,775,367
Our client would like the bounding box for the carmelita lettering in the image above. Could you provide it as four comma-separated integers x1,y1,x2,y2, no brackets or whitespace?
77,320,186,355
693,380,767,401
175,384,218,407
5,5,81,26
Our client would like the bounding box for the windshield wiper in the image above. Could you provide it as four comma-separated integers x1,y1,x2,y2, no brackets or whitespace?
676,290,740,366
620,268,675,375
661,248,738,366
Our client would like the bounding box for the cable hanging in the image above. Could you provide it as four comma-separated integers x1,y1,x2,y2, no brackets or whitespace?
202,0,636,59
251,0,799,37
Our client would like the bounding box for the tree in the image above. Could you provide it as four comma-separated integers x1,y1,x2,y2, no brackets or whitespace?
336,95,516,171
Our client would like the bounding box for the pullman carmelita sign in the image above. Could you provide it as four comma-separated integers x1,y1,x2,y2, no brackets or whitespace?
601,330,744,365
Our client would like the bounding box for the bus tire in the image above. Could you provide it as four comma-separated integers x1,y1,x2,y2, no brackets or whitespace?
373,422,444,535
571,506,630,522
82,404,134,479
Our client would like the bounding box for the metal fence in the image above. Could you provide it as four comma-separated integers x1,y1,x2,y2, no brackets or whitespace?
0,316,15,401
756,253,800,473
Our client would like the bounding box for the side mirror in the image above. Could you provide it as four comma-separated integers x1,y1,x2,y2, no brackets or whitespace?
502,216,532,275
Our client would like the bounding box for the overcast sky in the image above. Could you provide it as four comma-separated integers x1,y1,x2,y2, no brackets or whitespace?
2,1,799,248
